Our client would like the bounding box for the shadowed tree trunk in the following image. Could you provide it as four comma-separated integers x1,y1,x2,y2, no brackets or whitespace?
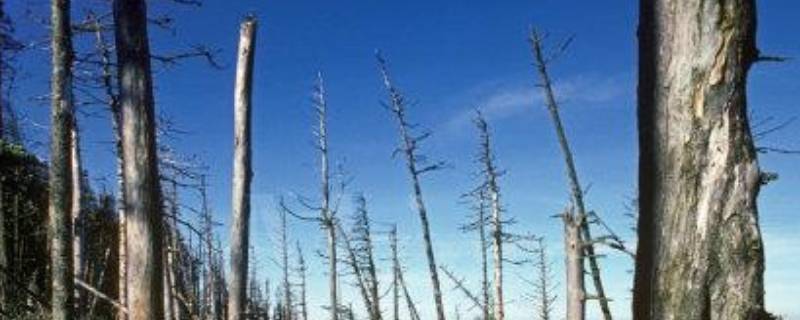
113,0,163,318
227,16,256,320
633,1,770,319
49,0,75,318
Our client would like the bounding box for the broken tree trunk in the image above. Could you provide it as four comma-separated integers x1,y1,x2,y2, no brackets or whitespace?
563,208,585,320
113,0,164,318
227,16,256,320
49,0,75,318
529,29,612,320
633,1,769,319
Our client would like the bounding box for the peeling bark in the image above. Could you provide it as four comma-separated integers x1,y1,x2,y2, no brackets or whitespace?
113,0,163,318
634,1,769,319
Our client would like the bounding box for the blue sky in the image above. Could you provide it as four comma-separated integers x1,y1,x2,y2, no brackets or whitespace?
6,1,800,319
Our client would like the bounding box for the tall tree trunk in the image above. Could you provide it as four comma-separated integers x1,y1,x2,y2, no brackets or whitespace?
49,0,75,318
563,209,585,320
280,204,292,320
376,53,446,320
354,195,382,320
113,0,164,318
227,17,256,320
633,1,769,319
71,118,85,315
474,113,504,320
529,30,612,320
296,242,308,320
477,193,490,320
313,72,339,320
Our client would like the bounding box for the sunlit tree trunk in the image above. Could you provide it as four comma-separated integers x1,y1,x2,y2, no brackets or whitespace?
227,17,256,320
113,0,164,318
71,119,85,315
49,0,75,318
633,1,770,319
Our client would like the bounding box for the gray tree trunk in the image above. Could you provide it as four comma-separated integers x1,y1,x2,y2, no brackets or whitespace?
227,17,256,320
633,1,769,319
49,0,75,318
70,119,85,315
529,30,612,320
563,209,585,320
113,0,164,318
390,226,400,320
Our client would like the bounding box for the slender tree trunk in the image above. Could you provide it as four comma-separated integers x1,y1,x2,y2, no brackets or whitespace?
113,0,164,318
390,226,400,320
477,193,490,320
227,17,256,320
355,195,382,320
337,222,373,317
563,209,585,320
71,118,85,315
377,53,446,320
313,73,339,320
633,1,769,319
296,242,308,320
529,30,612,320
280,205,292,320
49,0,75,318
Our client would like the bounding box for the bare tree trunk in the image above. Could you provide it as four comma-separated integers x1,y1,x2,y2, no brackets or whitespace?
337,222,373,317
280,205,292,320
473,113,504,320
71,119,85,315
376,52,446,320
165,181,180,320
389,226,400,320
227,17,256,320
532,237,555,320
49,0,75,318
113,0,164,318
313,72,339,320
529,30,612,320
563,208,585,320
354,195,382,320
633,1,769,319
296,242,307,320
477,193,490,320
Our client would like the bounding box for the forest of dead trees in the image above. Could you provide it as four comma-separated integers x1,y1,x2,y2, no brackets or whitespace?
0,0,791,319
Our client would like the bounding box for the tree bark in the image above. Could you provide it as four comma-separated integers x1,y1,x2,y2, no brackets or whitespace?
49,0,75,318
389,226,400,320
633,1,769,319
563,209,585,320
71,118,85,315
227,17,256,320
113,0,164,318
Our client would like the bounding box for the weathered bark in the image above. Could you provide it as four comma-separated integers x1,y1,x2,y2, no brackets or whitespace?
376,52,446,320
353,195,382,320
49,0,75,318
337,222,374,317
227,17,256,320
633,1,768,319
563,209,585,320
113,0,164,318
529,30,612,320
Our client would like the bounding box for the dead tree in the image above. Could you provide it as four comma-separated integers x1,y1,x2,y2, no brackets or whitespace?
113,0,165,317
337,220,373,318
517,237,557,320
472,112,506,320
562,207,584,320
49,0,76,318
351,194,382,320
528,29,612,320
279,202,292,320
440,266,484,312
376,51,447,320
389,226,399,320
634,1,770,319
313,72,339,320
227,16,256,320
70,117,86,315
460,188,490,320
295,242,307,320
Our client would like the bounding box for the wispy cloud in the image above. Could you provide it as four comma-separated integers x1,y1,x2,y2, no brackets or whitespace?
443,73,631,132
